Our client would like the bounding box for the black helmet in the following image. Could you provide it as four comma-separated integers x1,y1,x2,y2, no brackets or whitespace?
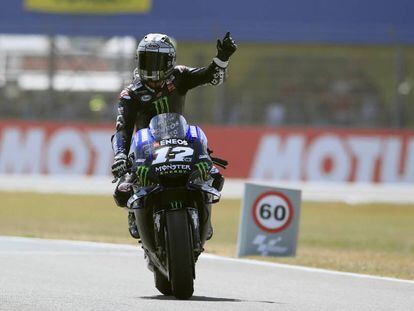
136,33,176,83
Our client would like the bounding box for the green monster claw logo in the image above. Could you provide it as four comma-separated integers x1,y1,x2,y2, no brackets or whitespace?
153,97,169,114
169,201,183,209
195,161,210,180
136,166,150,186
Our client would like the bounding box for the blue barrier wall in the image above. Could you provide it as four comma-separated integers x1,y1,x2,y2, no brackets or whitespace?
0,0,413,44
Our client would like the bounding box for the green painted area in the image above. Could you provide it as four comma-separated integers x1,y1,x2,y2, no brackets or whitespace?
0,191,413,279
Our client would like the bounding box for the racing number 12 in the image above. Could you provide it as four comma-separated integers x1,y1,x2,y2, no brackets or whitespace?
152,146,194,164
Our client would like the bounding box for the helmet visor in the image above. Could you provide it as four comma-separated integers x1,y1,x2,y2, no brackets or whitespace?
138,51,169,73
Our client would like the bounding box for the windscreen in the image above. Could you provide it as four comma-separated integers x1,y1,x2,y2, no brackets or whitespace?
149,113,188,140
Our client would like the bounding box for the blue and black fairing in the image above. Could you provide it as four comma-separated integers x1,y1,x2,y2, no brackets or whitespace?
127,113,219,207
130,114,212,181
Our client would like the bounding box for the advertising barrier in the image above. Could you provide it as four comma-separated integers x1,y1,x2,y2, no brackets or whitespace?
1,1,414,44
206,127,414,183
0,121,113,176
0,120,413,183
25,0,151,14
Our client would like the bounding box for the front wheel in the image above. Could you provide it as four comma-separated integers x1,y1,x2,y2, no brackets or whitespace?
166,209,194,300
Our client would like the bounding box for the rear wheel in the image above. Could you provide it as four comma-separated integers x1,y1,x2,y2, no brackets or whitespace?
166,209,194,300
154,268,172,296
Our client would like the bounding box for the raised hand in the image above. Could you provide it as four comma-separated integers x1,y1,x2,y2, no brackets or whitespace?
216,32,237,62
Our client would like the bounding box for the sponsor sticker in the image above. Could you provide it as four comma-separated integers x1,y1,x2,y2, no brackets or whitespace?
155,164,191,175
153,96,169,114
146,43,160,49
141,95,152,102
195,161,210,180
252,235,288,256
160,139,188,146
119,90,130,100
136,166,151,186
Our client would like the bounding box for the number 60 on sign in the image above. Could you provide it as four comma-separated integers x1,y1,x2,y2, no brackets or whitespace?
252,191,294,233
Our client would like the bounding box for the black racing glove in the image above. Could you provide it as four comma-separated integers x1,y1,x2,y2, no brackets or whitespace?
111,153,128,177
216,32,237,62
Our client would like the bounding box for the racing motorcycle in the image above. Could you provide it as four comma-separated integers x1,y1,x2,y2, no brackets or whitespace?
123,113,225,299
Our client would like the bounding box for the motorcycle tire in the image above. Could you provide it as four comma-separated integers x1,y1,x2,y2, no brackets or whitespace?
154,268,172,296
166,208,194,300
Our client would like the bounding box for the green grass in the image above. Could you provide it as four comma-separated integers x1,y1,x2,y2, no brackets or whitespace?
1,192,413,280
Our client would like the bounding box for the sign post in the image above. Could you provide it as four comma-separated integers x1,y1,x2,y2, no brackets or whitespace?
237,183,301,257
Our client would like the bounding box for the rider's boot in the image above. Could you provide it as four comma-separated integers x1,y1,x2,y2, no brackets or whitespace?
211,166,225,192
128,212,140,239
206,218,213,240
204,204,214,241
204,167,224,241
113,174,140,239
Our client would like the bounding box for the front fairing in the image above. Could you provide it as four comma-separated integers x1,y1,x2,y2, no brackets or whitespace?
128,113,218,207
131,134,212,187
127,136,219,209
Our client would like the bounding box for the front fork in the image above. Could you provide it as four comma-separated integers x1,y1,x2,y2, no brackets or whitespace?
187,208,203,253
152,207,203,265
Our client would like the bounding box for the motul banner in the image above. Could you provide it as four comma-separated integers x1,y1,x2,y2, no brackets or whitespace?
0,121,413,183
0,121,113,176
206,127,414,183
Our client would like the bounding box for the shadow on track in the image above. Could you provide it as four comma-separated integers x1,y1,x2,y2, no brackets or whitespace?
140,295,279,304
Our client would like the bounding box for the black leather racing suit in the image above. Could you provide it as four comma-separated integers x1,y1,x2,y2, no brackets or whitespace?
112,60,227,157
111,60,228,209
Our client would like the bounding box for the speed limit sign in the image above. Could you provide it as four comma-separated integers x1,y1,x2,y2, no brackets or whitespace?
237,183,301,257
252,191,293,233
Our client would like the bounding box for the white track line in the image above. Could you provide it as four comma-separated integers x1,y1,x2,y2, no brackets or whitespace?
0,251,138,256
202,253,414,285
0,236,138,251
2,236,413,285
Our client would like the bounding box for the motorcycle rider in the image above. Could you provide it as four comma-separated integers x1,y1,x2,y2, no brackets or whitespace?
111,32,237,239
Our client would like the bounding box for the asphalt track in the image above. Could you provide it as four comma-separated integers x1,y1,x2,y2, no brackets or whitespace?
0,237,413,311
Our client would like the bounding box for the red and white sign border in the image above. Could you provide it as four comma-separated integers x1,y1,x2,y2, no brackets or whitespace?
252,191,294,233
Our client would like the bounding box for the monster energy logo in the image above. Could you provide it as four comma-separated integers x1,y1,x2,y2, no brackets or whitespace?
169,201,183,209
154,97,169,114
136,166,150,186
155,164,191,173
195,161,210,180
